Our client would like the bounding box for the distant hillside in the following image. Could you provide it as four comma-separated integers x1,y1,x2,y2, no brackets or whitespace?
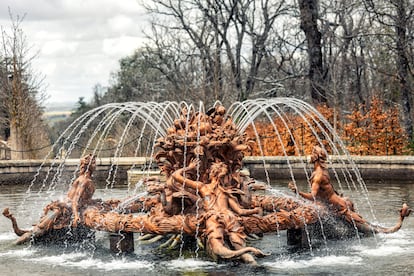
44,101,76,112
43,101,76,125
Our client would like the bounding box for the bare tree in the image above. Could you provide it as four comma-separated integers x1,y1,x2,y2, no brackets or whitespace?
364,0,414,140
313,0,371,112
94,0,413,140
297,0,327,104
0,12,50,159
142,0,292,106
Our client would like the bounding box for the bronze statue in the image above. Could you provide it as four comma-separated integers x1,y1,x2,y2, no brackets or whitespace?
172,160,266,263
289,145,411,234
3,105,411,265
3,154,116,245
67,153,96,227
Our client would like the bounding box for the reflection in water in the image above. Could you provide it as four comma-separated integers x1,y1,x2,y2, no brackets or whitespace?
0,181,413,276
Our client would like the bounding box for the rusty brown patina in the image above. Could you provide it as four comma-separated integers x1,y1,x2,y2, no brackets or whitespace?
3,106,411,265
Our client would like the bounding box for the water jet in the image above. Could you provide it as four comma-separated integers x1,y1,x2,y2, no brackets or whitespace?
1,98,412,273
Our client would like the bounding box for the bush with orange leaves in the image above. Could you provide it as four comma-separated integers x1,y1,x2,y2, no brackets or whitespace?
245,96,407,156
343,96,407,155
245,105,338,156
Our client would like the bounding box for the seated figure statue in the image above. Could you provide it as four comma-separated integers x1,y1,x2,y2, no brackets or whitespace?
289,146,364,224
3,154,97,244
67,153,96,227
288,145,412,234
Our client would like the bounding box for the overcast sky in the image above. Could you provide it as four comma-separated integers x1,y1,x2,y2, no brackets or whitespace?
0,0,149,105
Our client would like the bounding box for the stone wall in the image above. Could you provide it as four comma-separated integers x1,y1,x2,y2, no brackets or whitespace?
0,157,147,185
1,156,414,185
243,156,414,181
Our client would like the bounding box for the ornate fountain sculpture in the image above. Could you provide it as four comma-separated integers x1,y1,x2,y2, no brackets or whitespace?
3,104,411,265
3,153,118,245
288,145,412,235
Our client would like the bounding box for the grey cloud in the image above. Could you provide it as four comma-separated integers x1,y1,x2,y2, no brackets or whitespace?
0,0,149,103
0,0,145,21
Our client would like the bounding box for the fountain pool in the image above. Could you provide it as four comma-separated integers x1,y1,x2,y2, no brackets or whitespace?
1,98,412,274
1,180,413,276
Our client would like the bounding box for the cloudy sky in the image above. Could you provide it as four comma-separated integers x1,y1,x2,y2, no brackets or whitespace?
0,0,149,105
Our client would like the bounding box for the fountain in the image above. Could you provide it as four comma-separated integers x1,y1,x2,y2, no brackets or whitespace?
1,98,412,268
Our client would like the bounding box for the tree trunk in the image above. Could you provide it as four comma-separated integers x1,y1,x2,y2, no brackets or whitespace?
9,120,24,159
298,0,327,104
395,1,413,140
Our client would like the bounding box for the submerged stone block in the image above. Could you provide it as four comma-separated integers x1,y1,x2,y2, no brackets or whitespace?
110,232,134,253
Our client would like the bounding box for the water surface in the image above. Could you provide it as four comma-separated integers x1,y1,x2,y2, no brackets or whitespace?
1,180,413,276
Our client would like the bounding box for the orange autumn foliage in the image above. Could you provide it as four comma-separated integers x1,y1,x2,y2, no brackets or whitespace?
343,96,407,155
245,105,338,156
245,96,407,156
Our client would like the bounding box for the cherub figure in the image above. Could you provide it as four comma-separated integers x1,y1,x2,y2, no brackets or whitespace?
289,146,358,217
3,154,97,244
289,145,412,233
67,153,97,227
